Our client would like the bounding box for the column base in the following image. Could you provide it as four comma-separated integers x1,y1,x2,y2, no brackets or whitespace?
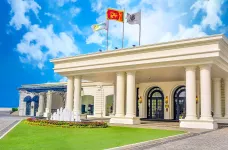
180,119,218,129
110,116,140,125
36,112,44,117
43,112,51,118
215,118,228,124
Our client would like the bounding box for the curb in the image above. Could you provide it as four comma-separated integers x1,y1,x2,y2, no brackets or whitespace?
106,132,190,150
0,120,21,139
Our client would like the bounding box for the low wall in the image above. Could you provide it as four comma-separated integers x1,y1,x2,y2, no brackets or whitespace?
0,108,12,112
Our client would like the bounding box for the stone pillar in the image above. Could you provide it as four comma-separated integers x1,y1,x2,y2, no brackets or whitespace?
213,78,222,118
73,76,81,116
37,92,45,116
126,71,136,118
18,91,25,116
66,76,74,111
30,101,35,116
115,72,125,117
224,78,228,118
185,66,197,120
44,91,53,118
200,65,213,120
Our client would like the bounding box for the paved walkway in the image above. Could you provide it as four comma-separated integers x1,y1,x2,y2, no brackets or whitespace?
148,128,228,150
110,127,228,150
0,112,26,139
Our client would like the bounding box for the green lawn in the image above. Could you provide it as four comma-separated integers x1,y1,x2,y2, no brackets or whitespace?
0,122,184,150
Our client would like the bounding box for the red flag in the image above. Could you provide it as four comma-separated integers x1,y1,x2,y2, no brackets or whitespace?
106,8,124,22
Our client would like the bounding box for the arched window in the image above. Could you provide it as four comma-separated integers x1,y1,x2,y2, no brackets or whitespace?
147,87,164,119
173,86,186,120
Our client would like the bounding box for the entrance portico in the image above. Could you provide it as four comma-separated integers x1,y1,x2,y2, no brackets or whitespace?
51,35,228,129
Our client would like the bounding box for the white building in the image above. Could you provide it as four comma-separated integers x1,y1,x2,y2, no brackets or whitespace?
19,35,228,129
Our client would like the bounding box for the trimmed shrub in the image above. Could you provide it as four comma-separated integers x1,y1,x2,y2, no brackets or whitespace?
12,108,18,112
25,118,108,128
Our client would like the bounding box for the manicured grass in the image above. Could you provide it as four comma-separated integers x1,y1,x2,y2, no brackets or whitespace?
0,122,184,150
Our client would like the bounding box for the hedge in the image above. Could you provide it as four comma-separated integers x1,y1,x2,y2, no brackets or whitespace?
24,118,108,128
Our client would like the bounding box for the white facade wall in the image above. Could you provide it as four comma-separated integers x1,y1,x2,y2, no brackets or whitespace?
19,91,36,116
138,81,200,119
19,80,226,120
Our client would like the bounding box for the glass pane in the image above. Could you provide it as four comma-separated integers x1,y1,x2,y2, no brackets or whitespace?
152,92,162,97
179,91,186,97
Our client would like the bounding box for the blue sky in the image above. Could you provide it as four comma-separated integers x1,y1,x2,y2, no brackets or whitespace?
0,0,227,107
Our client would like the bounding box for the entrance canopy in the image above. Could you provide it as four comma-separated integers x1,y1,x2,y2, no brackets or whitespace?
51,34,228,83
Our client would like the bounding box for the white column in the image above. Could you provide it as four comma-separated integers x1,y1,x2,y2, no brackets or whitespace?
126,71,136,118
185,66,197,120
213,78,222,118
44,91,53,118
200,65,213,120
31,101,35,116
37,92,45,116
115,72,125,117
18,91,25,116
73,76,81,115
66,76,74,111
224,78,228,118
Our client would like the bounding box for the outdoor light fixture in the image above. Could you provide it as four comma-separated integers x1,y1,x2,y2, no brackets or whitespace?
139,96,142,103
165,96,168,103
81,88,84,96
196,96,198,104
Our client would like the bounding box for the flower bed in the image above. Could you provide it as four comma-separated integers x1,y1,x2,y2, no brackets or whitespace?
25,118,108,128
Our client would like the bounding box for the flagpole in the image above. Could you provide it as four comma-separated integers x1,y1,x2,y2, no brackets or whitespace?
107,20,109,51
139,9,141,46
122,8,125,48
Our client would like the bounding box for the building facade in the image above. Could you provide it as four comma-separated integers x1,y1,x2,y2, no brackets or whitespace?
18,82,114,118
19,35,228,129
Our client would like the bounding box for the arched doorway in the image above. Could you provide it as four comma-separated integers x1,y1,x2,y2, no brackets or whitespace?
81,95,94,115
32,95,39,116
24,96,32,116
147,87,164,119
173,86,186,120
105,95,114,116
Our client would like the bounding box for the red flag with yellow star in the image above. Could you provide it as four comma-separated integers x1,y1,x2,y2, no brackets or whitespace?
106,8,124,22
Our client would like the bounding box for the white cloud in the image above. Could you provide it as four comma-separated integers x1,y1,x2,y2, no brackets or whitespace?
86,31,106,45
160,25,207,42
191,0,224,30
70,7,81,17
17,24,79,69
87,0,225,49
8,0,41,30
59,77,67,82
57,0,77,7
44,12,60,20
69,22,83,35
116,0,130,6
91,0,108,14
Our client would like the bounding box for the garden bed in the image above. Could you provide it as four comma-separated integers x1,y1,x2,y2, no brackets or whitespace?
25,118,108,128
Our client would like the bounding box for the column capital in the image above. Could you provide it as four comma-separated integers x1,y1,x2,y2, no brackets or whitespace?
126,71,136,75
212,78,221,82
185,66,197,71
38,92,46,96
67,76,74,80
199,64,212,70
47,90,53,95
74,75,81,78
116,72,125,76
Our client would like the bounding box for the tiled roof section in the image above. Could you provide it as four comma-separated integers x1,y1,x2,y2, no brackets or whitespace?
18,82,67,93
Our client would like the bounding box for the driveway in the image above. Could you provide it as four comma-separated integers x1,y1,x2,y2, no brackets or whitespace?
147,127,228,150
0,112,26,139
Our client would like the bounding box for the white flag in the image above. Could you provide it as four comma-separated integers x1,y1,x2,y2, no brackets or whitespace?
126,11,141,25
